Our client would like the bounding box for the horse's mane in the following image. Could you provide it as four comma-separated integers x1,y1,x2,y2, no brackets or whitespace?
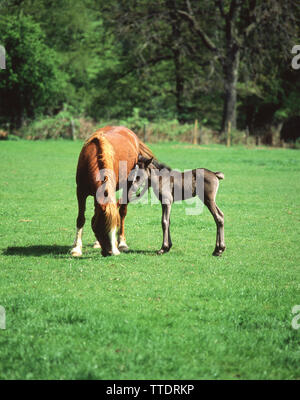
84,130,120,231
138,139,157,160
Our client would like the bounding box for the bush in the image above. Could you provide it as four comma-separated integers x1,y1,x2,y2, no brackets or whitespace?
295,138,300,150
21,110,79,140
219,128,249,145
137,119,193,142
119,108,149,134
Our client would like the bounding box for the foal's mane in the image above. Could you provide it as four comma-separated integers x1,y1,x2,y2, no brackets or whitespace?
84,130,119,231
151,159,172,172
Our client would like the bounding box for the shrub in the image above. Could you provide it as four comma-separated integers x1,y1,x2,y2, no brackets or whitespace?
295,138,300,150
220,129,249,145
21,111,79,140
119,108,149,134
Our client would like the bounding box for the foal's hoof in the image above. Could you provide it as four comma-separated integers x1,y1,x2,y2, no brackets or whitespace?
157,248,169,255
212,247,226,256
93,241,101,249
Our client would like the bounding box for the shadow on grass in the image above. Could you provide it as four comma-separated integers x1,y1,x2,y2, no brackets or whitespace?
2,245,158,258
3,245,72,257
127,249,158,256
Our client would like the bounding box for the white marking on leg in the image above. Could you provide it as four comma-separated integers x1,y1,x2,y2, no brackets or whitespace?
118,237,129,252
118,238,127,247
71,228,83,256
93,240,101,249
109,227,120,255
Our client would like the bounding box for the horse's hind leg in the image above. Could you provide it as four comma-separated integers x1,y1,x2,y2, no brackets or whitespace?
205,199,225,256
216,205,225,254
71,188,87,257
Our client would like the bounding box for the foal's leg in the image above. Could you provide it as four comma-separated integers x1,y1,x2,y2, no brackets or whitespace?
118,203,129,252
205,199,225,256
157,203,172,255
71,189,87,257
216,205,225,253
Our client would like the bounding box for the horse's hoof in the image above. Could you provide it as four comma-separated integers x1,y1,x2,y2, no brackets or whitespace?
112,249,121,256
118,244,129,253
93,241,101,249
118,238,129,253
102,250,120,257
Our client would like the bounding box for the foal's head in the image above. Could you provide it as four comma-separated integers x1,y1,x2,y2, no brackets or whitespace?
132,155,172,184
129,155,153,196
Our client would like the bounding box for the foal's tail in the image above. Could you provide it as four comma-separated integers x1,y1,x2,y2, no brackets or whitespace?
215,171,225,180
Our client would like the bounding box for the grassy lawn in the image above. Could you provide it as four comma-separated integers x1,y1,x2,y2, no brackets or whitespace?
0,139,299,380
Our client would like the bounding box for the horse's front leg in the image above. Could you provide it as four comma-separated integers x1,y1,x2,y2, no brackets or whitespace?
157,203,172,255
71,188,87,257
118,203,129,252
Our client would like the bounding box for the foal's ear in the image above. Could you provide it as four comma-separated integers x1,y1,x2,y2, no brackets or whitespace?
144,157,153,168
138,155,153,168
138,155,147,163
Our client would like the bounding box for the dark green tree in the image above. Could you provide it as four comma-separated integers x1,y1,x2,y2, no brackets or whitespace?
0,14,67,129
176,0,298,132
98,0,298,131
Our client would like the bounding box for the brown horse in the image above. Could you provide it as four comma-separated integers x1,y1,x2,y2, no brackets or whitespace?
71,126,155,257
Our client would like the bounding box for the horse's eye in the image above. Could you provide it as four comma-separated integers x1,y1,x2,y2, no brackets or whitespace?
136,176,140,182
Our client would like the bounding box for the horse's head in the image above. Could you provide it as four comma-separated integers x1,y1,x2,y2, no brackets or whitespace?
92,182,120,256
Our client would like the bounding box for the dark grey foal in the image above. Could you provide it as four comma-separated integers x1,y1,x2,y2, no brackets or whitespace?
132,156,225,256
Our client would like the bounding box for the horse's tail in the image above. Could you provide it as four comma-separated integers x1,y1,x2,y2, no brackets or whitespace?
85,130,120,231
138,139,157,160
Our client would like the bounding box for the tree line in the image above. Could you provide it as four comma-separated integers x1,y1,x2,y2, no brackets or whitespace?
0,0,299,140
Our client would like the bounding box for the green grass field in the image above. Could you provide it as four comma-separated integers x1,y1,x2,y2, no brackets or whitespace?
0,140,299,380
